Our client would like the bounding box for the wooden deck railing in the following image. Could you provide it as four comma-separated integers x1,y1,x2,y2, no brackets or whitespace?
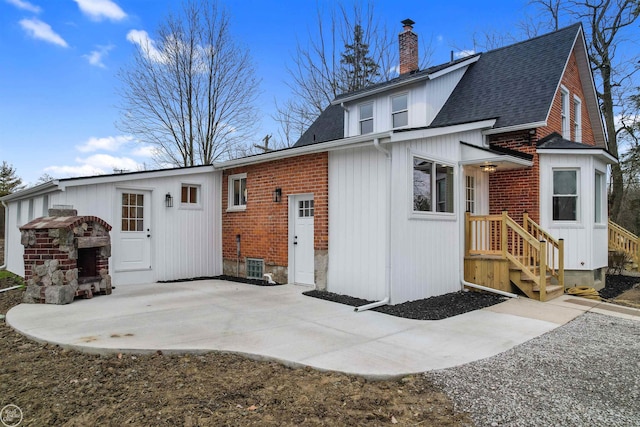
608,219,640,266
465,211,565,294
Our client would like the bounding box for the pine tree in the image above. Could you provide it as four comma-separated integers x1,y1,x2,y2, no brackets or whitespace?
339,24,379,93
0,161,24,197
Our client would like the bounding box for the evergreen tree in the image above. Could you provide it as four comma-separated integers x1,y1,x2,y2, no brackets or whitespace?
0,161,24,197
339,24,379,93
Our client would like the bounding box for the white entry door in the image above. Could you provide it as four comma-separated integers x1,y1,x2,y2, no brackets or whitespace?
115,190,152,272
291,195,315,285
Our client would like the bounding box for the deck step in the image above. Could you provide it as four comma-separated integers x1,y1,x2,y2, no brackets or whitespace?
532,284,563,293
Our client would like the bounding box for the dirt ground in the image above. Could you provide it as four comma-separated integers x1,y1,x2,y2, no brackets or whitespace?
0,287,470,426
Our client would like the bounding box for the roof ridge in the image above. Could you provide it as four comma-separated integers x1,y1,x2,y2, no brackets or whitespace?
481,22,581,56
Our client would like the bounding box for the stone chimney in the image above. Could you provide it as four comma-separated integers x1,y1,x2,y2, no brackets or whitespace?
399,19,418,75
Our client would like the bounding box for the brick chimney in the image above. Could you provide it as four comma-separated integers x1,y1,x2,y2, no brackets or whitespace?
399,19,418,75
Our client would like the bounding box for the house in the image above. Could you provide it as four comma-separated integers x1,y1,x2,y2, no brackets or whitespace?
1,21,616,305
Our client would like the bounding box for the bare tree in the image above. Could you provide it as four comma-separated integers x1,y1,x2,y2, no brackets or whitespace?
274,2,432,147
117,0,260,167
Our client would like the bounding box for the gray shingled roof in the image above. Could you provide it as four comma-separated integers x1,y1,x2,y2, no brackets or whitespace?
293,103,344,148
537,131,601,149
431,23,581,128
293,24,582,148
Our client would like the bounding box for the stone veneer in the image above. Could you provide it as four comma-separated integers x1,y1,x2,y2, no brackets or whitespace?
20,209,112,304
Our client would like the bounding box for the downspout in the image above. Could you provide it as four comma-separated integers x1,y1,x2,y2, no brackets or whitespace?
0,199,8,270
355,138,392,312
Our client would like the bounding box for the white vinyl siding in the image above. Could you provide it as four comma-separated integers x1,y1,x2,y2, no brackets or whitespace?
595,171,604,224
4,171,222,284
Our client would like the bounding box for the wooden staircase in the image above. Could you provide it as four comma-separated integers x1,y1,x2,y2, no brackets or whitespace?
465,211,565,302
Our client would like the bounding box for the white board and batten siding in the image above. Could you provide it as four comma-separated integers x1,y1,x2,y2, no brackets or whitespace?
539,154,609,270
4,170,223,285
388,134,467,304
328,147,389,301
328,130,483,305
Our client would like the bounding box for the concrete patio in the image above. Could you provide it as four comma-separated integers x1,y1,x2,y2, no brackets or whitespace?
6,280,639,379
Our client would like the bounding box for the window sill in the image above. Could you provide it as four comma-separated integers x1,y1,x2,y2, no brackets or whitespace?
226,205,247,213
409,211,456,221
548,221,584,229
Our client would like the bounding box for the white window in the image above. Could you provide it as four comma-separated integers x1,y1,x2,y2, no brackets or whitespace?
595,171,604,223
465,175,475,213
413,156,454,214
181,184,200,206
573,95,582,142
392,94,408,128
359,102,373,134
228,173,247,211
561,86,570,139
553,169,578,221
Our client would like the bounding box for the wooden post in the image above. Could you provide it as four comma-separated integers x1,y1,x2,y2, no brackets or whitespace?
539,240,547,301
522,211,529,234
558,238,565,291
501,211,508,259
465,212,471,256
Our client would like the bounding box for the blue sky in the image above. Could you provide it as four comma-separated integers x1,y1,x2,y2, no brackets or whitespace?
1,0,542,185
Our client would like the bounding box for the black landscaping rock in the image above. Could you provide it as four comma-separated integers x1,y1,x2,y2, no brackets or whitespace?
600,274,640,300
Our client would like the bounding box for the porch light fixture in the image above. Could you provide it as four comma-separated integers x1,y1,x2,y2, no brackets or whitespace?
273,188,282,203
481,164,497,173
165,192,173,208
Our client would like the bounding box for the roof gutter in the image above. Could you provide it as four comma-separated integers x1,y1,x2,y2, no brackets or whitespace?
482,121,547,136
215,131,393,170
537,148,618,164
0,181,59,203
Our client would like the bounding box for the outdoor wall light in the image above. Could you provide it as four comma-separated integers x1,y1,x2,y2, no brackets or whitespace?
481,164,497,173
273,188,282,203
165,192,173,207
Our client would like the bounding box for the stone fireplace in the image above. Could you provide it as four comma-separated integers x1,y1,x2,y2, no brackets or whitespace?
20,208,113,304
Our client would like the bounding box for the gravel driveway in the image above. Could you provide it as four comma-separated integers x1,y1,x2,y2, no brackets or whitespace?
427,312,640,426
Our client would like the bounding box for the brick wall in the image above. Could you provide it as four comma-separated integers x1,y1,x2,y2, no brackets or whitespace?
489,130,540,223
538,49,596,146
489,47,596,222
221,152,328,277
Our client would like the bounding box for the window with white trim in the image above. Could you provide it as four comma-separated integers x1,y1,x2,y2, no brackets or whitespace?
359,102,373,134
595,171,604,223
465,175,475,213
181,184,200,205
413,156,454,214
573,95,582,142
228,173,247,211
392,93,408,128
560,86,570,139
553,169,578,221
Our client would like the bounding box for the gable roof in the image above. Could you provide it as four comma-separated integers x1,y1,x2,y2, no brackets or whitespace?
293,103,344,148
431,23,582,129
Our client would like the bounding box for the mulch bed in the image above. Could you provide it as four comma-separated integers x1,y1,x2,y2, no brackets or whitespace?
304,290,506,320
601,274,640,299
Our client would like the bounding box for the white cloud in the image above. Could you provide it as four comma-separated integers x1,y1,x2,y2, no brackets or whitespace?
73,0,126,22
76,135,132,152
83,44,114,68
45,154,143,178
5,0,41,13
19,18,68,47
126,29,164,62
454,49,476,59
130,145,156,158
